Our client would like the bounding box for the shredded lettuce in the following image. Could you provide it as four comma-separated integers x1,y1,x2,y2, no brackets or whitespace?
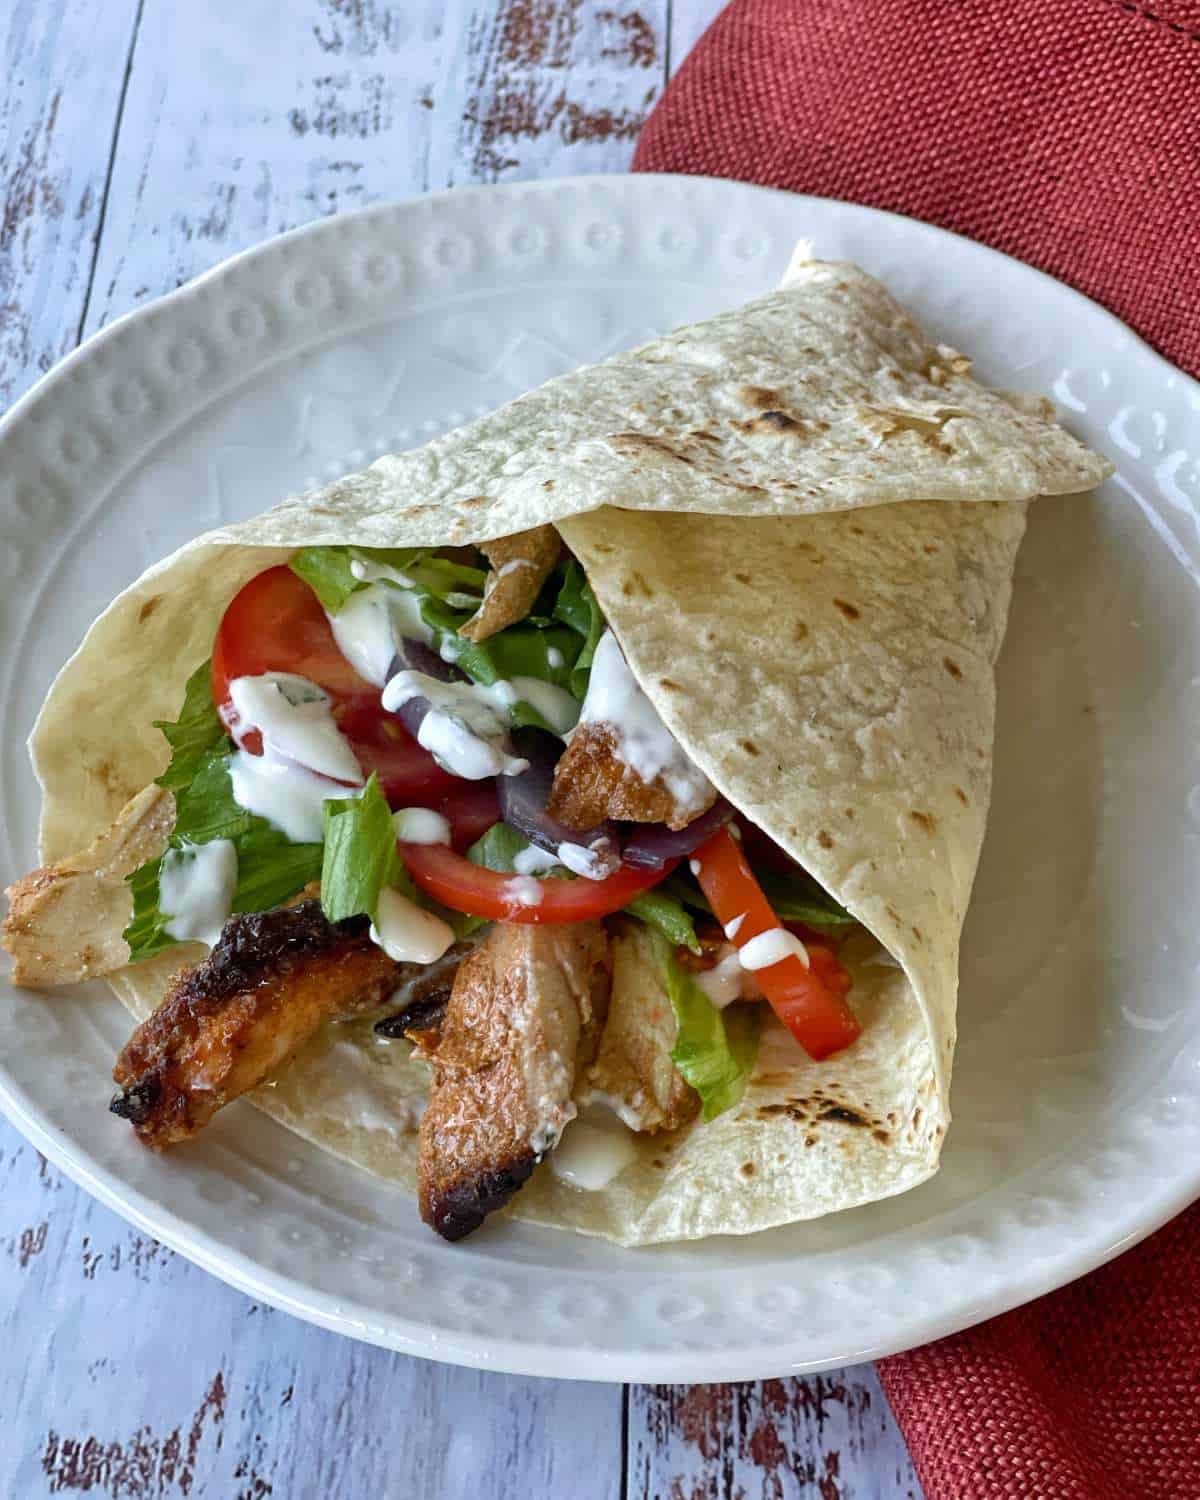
289,545,484,614
320,773,411,924
289,546,607,729
151,661,226,792
464,821,530,873
650,929,759,1122
123,662,323,962
624,888,701,954
552,559,605,697
658,863,856,938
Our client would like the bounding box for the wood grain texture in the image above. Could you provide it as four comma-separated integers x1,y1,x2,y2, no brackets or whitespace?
631,1380,922,1499
0,0,141,406
0,2,926,1497
0,1125,623,1499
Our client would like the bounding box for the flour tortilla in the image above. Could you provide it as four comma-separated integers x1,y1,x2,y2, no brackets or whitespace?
28,252,1102,1243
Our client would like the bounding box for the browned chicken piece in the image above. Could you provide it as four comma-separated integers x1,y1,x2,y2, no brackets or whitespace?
414,920,611,1241
581,919,699,1134
547,722,718,832
458,524,561,642
110,900,469,1148
4,783,175,989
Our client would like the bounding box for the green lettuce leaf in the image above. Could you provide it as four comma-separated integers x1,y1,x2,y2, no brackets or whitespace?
464,821,529,873
650,929,759,1122
552,560,605,698
658,863,857,939
152,662,226,793
624,888,700,953
320,773,407,924
123,663,324,962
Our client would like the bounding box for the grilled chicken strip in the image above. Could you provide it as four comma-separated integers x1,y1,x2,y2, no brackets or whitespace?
582,920,699,1134
458,524,561,642
3,783,175,989
111,900,467,1148
548,722,717,832
414,920,610,1241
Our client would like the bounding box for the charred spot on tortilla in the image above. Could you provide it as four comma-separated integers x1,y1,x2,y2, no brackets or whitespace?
740,739,760,757
943,656,963,678
610,432,694,464
136,595,163,624
740,1161,756,1177
817,1105,869,1128
833,598,861,620
910,811,937,835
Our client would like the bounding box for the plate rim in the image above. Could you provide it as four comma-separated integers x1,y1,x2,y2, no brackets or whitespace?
2,171,1198,1381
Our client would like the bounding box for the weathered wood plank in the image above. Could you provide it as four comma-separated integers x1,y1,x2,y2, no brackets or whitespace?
629,1379,924,1500
82,0,670,338
0,1116,623,1500
0,0,142,408
427,0,669,186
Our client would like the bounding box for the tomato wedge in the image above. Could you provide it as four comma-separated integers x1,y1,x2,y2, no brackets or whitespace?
400,843,678,924
211,565,459,802
691,827,860,1060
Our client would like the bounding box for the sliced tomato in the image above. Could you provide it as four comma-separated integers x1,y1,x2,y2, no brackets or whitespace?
418,782,501,852
691,827,861,1060
211,565,458,803
399,843,678,924
336,703,460,801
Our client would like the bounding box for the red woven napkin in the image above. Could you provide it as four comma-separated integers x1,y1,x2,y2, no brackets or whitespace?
634,4,1200,1494
634,0,1200,379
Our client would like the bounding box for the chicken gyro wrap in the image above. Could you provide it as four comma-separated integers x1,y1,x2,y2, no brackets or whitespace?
3,252,1109,1243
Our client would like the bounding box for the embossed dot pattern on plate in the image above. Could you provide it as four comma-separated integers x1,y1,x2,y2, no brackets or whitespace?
0,177,1198,1381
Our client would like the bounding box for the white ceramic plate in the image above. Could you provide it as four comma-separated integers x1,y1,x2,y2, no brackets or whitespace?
2,175,1198,1381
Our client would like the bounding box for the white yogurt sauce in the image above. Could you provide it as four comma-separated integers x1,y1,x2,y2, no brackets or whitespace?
382,671,530,780
369,885,454,963
159,839,238,948
229,748,360,843
326,583,432,687
696,949,744,1009
556,840,611,881
506,875,545,908
228,673,362,783
575,630,713,814
349,557,414,587
392,807,451,845
739,927,809,971
513,843,564,876
550,1107,638,1190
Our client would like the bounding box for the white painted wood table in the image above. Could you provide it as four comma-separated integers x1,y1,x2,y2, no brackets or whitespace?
0,3,925,1495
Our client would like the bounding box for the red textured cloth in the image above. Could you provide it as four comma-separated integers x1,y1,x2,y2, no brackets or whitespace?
634,0,1200,378
634,6,1200,1495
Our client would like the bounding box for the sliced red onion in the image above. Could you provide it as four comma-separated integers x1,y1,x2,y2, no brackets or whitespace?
384,643,463,739
498,732,620,878
621,799,734,870
389,639,463,685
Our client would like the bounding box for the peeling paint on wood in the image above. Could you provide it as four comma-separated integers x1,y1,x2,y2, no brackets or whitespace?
2,3,925,1497
0,0,141,407
630,1379,924,1499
